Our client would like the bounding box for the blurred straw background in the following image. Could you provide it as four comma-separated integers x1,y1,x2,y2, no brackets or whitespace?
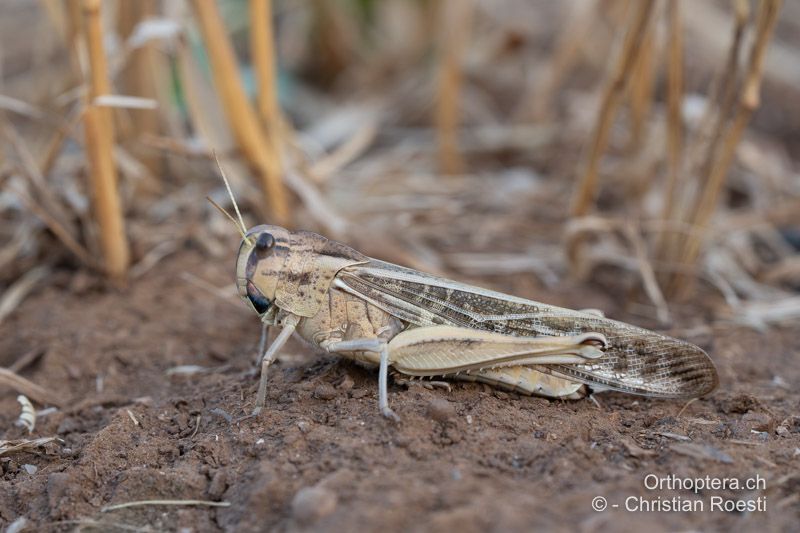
1,0,799,329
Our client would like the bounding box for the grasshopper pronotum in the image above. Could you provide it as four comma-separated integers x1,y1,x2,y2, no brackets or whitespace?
215,175,717,420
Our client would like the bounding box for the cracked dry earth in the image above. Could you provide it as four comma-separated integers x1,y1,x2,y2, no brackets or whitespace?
0,250,798,532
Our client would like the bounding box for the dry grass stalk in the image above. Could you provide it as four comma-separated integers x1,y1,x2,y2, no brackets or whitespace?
0,367,63,407
0,267,49,327
83,0,111,124
528,0,601,122
690,0,751,198
435,0,473,175
1,118,80,239
175,33,237,155
178,272,245,311
64,0,85,72
10,185,95,268
38,0,68,44
250,0,281,135
116,0,162,176
674,0,783,292
0,94,46,120
624,224,670,324
282,166,350,240
571,0,656,216
309,121,378,182
762,257,800,286
115,0,138,142
250,0,286,206
656,0,687,274
659,0,750,278
565,216,670,321
9,348,46,374
626,25,656,152
309,0,357,82
141,134,223,158
190,0,290,225
660,0,685,221
82,0,130,280
102,500,231,512
129,240,180,279
733,296,800,328
0,225,30,277
40,104,84,178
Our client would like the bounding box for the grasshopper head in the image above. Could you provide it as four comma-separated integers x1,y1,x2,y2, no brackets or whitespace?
236,225,368,321
236,225,291,320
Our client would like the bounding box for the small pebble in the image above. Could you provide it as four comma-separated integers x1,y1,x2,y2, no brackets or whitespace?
350,389,368,399
338,375,355,391
394,435,412,448
47,472,71,509
291,486,337,526
207,470,228,500
57,418,82,435
22,464,37,475
5,517,28,533
743,411,774,433
427,398,455,423
210,408,233,423
314,383,337,400
444,426,462,443
752,430,770,442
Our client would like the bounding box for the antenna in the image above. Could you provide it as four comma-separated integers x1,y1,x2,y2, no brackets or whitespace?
212,151,251,244
206,196,247,241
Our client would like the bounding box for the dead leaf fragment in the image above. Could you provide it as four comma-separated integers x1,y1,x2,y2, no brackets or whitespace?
671,442,733,464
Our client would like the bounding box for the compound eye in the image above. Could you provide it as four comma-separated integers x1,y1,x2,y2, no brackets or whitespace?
246,281,271,314
255,233,274,255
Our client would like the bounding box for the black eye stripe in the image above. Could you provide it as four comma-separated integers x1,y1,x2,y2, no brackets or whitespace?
246,248,260,279
246,281,271,314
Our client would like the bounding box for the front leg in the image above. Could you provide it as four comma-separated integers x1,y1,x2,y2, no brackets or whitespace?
322,337,399,421
253,314,300,416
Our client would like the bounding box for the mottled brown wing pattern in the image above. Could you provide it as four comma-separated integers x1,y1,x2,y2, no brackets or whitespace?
336,261,718,398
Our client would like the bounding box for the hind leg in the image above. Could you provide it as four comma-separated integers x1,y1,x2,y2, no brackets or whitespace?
458,366,587,399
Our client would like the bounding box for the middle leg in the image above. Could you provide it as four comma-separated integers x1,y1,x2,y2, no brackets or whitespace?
322,337,399,421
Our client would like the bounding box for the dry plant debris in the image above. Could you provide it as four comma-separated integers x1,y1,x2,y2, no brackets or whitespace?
0,437,62,458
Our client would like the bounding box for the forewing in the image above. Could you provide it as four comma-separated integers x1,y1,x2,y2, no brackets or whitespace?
336,260,718,399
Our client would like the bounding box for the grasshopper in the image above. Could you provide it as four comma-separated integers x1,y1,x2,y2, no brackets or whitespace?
214,177,717,420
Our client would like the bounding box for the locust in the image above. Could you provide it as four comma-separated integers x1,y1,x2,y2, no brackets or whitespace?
213,177,717,420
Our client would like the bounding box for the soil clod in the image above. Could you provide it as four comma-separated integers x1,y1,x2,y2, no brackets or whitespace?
291,486,337,526
427,398,456,423
313,383,338,401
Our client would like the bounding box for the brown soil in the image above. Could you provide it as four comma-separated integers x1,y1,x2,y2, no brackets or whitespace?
1,250,798,532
